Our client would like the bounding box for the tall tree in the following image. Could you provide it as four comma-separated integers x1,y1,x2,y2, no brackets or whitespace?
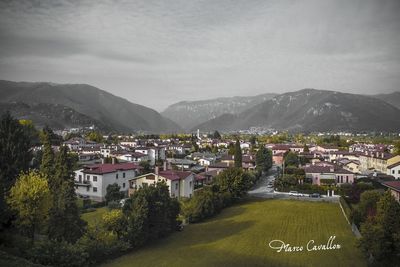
359,191,400,264
105,183,124,204
47,145,86,243
40,131,55,187
256,146,272,172
0,112,32,227
234,139,242,168
214,168,251,199
7,171,51,242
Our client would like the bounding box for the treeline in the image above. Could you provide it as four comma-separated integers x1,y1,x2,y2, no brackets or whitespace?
343,190,400,266
182,168,259,223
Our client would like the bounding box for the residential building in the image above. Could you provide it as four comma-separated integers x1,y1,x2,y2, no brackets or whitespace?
74,162,141,201
387,162,400,180
303,164,355,186
128,169,194,198
359,152,400,174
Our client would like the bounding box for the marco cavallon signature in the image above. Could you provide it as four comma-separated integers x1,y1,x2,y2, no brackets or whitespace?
268,236,341,253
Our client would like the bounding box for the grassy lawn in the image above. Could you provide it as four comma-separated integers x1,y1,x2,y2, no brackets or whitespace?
81,207,109,226
103,199,366,267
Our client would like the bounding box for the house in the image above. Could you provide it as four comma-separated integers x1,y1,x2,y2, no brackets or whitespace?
128,169,194,198
387,162,400,180
303,164,355,186
115,152,149,163
340,159,361,174
382,181,400,202
74,162,142,201
134,146,166,165
359,152,400,175
166,158,197,170
64,137,101,152
195,169,221,187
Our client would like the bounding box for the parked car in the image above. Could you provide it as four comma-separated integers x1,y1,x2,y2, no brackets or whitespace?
289,191,299,196
310,193,321,198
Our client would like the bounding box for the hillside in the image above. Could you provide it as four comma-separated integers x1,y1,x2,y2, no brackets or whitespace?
0,102,110,131
193,89,400,132
162,93,277,130
372,92,400,109
0,80,180,133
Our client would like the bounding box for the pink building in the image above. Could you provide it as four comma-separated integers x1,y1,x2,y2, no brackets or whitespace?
304,165,355,186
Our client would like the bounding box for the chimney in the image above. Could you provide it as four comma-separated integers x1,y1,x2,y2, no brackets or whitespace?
381,152,384,159
112,157,116,165
155,166,159,175
163,160,167,171
101,158,105,164
330,166,334,172
376,152,379,158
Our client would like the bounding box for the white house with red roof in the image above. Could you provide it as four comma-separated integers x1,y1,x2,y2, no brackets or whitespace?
387,161,400,180
128,169,194,198
74,162,142,201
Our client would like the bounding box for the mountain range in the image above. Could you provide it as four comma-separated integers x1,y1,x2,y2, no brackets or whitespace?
190,89,400,132
161,93,277,129
0,79,399,133
0,80,180,133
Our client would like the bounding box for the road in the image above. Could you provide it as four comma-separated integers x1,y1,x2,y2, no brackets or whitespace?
248,165,339,202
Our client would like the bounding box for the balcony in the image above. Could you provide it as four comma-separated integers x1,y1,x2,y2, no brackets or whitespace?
75,180,91,187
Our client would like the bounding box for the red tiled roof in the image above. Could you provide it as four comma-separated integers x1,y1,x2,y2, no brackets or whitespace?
383,181,400,191
303,165,353,174
83,163,141,174
158,170,192,181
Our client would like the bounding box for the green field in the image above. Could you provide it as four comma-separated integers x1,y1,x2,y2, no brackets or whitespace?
102,199,366,267
81,207,109,226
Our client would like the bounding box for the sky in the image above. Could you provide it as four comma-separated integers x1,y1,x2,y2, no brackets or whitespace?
0,0,399,111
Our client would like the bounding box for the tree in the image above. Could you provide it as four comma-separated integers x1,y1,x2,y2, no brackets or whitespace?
40,131,55,186
394,141,400,156
139,161,151,174
352,190,382,226
7,171,51,242
40,125,62,146
0,112,32,227
47,145,86,243
86,131,104,143
212,130,221,139
214,168,251,199
102,209,127,239
303,144,310,153
256,146,273,172
234,140,242,168
228,143,235,155
359,191,400,264
284,151,299,168
123,183,180,247
105,183,124,204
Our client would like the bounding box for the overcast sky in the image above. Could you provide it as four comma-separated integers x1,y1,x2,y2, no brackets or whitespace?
0,0,399,111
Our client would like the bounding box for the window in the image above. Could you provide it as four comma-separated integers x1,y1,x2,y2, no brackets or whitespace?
93,176,97,182
93,187,97,192
116,173,118,179
86,187,89,192
398,170,400,174
79,175,82,182
123,172,126,178
175,183,178,190
346,176,348,183
189,181,192,188
87,175,90,181
393,170,395,174
123,183,125,188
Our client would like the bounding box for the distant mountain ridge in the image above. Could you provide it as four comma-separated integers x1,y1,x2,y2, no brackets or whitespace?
162,93,277,129
372,92,400,109
0,80,180,133
192,89,400,132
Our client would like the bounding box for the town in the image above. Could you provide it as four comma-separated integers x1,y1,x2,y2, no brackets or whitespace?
1,111,400,266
